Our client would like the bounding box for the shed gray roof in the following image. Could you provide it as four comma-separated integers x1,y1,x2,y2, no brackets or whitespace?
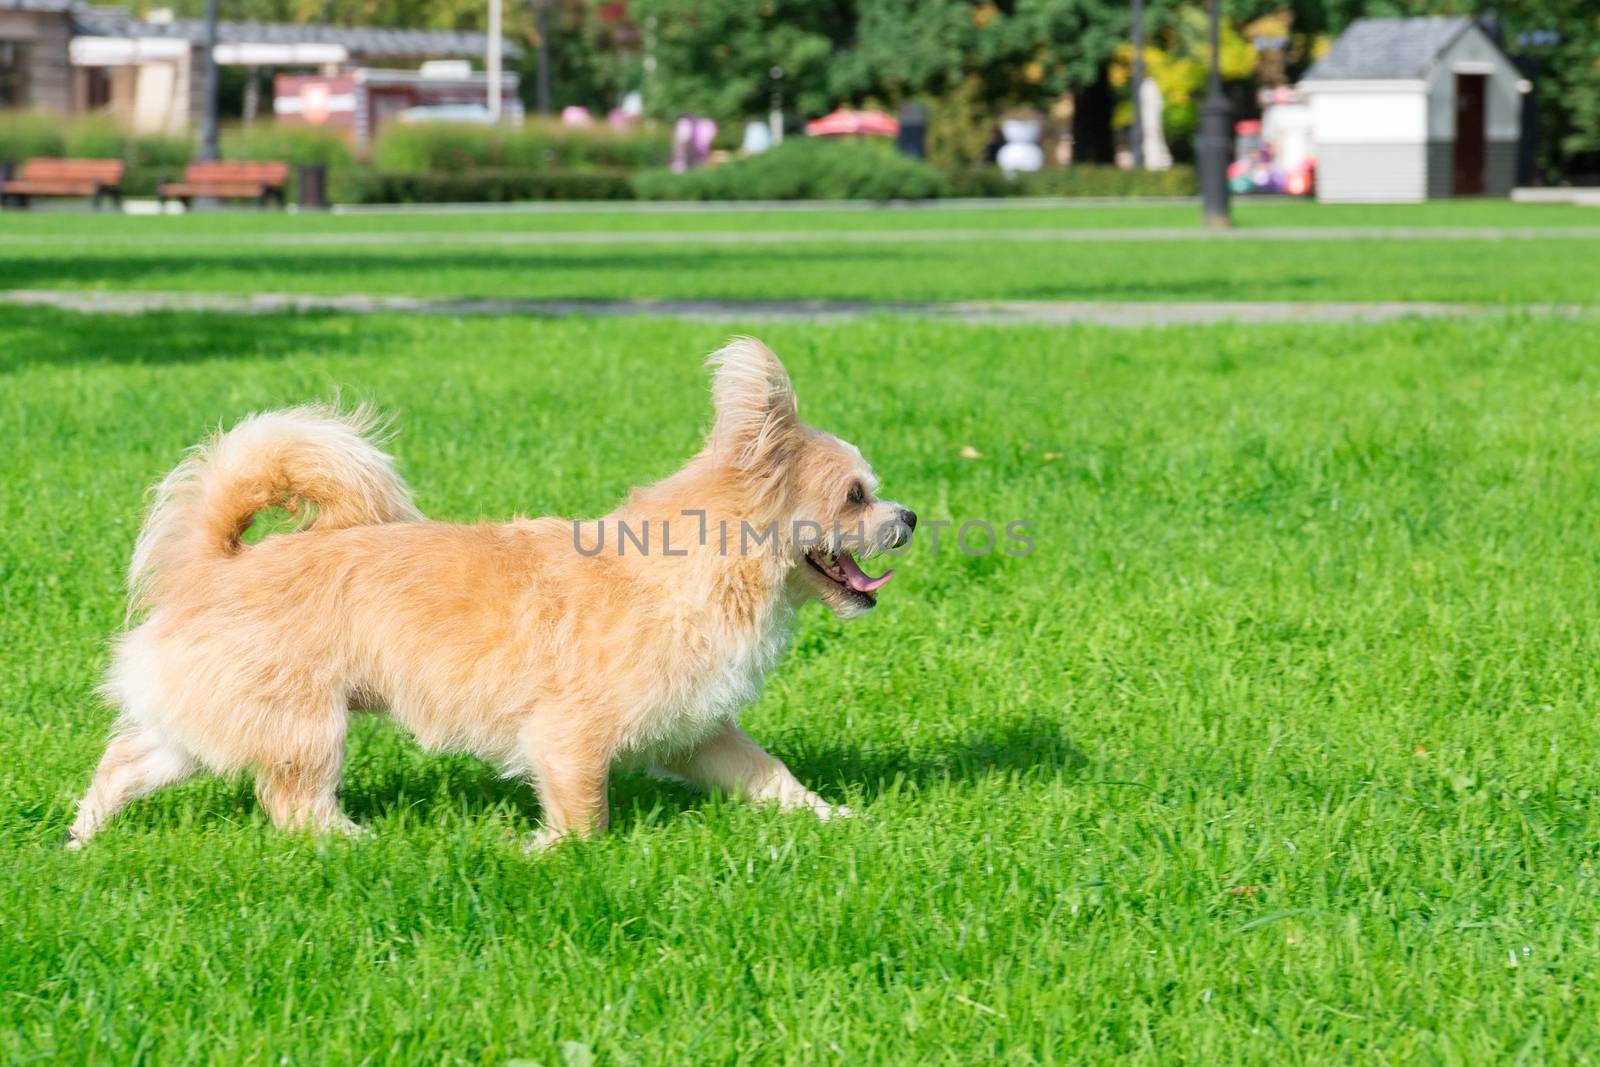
1302,17,1478,81
65,5,520,60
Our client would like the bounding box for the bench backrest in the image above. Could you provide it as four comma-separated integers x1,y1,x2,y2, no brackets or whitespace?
18,158,125,184
183,161,290,185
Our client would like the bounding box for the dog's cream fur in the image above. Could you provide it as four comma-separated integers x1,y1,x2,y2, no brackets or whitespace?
69,338,913,850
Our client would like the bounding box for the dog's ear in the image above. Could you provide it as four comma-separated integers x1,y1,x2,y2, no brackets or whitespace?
706,337,799,469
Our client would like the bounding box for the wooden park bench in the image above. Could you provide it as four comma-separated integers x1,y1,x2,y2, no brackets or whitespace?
158,161,290,209
0,158,124,209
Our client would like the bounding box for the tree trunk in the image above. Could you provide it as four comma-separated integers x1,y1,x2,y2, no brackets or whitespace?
1071,65,1115,165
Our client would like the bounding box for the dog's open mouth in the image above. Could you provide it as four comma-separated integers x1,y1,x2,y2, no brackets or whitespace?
806,548,893,604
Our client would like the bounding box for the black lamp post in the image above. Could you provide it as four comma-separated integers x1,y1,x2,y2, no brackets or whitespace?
1129,0,1144,169
199,0,220,162
1195,0,1231,226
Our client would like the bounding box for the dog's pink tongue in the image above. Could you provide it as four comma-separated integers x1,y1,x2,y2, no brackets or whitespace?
838,551,893,593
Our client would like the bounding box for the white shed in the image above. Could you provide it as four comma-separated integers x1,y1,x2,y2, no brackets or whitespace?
1299,17,1523,203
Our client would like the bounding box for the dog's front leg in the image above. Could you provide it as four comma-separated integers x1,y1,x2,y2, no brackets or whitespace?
520,717,611,852
655,720,849,820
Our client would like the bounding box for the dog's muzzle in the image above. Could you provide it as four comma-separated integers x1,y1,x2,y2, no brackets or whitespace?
886,509,917,549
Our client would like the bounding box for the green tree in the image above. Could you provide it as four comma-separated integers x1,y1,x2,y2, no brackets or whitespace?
827,0,1129,111
521,0,643,114
154,0,1600,176
624,0,852,120
825,0,1134,164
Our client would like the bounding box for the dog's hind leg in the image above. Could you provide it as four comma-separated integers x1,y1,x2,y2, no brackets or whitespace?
252,699,362,836
67,722,198,849
653,720,848,820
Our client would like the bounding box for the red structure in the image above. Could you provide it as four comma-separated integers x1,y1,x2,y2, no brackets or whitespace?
274,67,522,151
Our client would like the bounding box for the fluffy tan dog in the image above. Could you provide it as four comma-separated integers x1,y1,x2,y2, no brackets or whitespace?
69,338,915,850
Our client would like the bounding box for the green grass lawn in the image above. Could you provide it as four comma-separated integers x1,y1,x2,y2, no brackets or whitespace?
7,307,1600,1062
2,197,1595,236
2,201,1597,305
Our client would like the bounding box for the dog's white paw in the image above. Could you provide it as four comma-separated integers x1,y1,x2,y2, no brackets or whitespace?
812,799,853,821
523,826,567,854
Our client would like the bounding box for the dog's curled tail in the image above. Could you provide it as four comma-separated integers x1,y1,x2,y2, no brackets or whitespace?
127,405,421,614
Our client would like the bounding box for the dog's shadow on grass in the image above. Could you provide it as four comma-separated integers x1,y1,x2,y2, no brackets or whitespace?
779,714,1088,798
334,713,1086,833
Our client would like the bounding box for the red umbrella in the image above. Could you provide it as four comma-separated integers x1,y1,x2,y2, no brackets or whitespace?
804,109,900,137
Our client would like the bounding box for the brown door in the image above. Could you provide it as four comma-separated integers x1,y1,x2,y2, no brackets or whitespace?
1453,74,1487,196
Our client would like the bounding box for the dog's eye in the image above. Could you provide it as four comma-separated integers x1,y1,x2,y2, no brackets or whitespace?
846,482,865,506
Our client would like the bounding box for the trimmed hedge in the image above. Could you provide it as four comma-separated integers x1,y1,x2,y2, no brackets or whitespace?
220,124,353,169
347,168,635,204
0,108,1200,204
0,113,359,201
1023,164,1197,196
945,164,1198,198
633,138,948,201
219,124,357,202
0,110,67,163
120,165,171,197
346,158,1194,205
0,112,191,170
371,120,670,173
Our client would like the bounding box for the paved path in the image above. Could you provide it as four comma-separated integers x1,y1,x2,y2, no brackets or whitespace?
332,192,1600,214
6,289,1590,326
281,225,1600,246
5,227,1598,250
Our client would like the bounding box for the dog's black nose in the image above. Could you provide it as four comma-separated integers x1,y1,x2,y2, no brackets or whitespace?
898,508,917,531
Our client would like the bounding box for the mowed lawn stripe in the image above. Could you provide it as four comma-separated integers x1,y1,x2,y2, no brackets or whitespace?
2,231,1596,305
0,197,1593,237
7,288,1595,326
